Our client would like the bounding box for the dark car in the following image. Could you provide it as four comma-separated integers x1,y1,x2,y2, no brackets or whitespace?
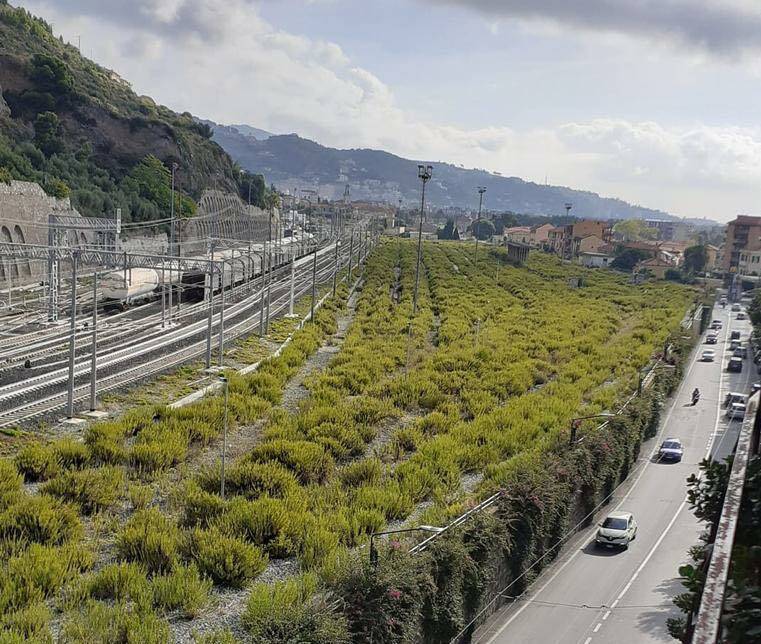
658,438,684,462
731,330,741,341
728,357,744,373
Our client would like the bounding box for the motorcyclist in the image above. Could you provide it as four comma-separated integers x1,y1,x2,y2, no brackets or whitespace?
692,388,700,405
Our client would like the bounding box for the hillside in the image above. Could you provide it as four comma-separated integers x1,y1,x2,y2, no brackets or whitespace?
211,123,677,221
0,3,266,223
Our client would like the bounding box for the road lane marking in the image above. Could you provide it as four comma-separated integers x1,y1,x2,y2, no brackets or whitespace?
602,610,611,621
584,638,592,644
593,623,602,633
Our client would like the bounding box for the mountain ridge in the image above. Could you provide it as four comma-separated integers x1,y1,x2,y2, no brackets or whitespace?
209,121,683,222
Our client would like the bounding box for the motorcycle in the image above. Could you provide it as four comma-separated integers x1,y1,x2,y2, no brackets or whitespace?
692,390,700,406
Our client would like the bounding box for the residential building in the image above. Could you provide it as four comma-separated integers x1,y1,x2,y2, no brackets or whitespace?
504,226,532,245
577,234,608,255
705,244,721,272
579,251,614,268
530,223,554,248
723,215,761,273
738,249,761,279
506,241,530,265
547,226,566,254
636,256,675,280
553,220,614,259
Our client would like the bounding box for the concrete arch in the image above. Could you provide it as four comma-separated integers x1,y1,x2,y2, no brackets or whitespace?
12,226,31,278
1,227,18,280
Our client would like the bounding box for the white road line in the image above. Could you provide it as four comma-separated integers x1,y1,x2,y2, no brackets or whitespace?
602,611,611,621
584,638,592,644
593,623,602,633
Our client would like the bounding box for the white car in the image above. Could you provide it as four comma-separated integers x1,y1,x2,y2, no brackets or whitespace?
737,312,747,320
701,349,716,362
727,402,747,421
595,512,638,549
732,303,741,312
658,438,684,462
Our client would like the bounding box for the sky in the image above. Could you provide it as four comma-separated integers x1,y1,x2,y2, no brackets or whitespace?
19,0,761,221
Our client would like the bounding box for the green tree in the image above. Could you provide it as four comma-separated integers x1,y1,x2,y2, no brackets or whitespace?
0,166,11,184
613,219,658,242
683,245,708,274
33,111,63,157
437,219,459,240
471,219,495,241
611,248,650,272
30,53,73,96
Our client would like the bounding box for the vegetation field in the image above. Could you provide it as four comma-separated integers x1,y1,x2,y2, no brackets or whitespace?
0,241,693,643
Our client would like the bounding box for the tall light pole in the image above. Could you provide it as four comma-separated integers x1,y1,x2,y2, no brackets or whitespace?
169,162,178,323
564,202,573,260
412,164,432,316
474,186,486,263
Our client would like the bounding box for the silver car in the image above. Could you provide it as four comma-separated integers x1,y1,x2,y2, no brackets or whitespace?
658,438,684,462
596,512,638,549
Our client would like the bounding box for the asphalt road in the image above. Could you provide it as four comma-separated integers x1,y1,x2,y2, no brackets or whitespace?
474,302,755,644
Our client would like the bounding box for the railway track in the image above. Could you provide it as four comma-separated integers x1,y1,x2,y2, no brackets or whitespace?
0,238,361,427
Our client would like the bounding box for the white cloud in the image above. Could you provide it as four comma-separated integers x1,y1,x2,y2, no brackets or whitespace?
20,0,761,220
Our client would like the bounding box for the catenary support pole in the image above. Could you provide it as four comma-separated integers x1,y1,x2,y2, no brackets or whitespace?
220,375,228,499
160,264,166,329
89,272,98,411
332,237,340,297
66,252,79,418
310,247,317,322
217,262,226,367
205,243,214,370
288,241,296,316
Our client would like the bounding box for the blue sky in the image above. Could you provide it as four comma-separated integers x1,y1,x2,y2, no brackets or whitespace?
22,0,761,221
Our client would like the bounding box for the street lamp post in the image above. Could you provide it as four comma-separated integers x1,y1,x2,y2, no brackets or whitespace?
474,186,486,264
170,162,178,323
220,375,229,499
412,164,433,316
369,525,444,567
569,412,616,445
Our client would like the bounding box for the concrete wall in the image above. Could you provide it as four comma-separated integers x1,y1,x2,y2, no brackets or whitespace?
0,180,91,285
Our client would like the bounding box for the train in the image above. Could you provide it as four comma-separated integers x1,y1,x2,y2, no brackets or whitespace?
101,235,315,311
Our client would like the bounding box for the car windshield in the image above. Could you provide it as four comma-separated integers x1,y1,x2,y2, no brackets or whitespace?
662,441,681,450
602,517,628,530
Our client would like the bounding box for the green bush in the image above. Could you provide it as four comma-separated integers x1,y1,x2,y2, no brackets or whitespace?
41,466,124,514
247,440,334,485
50,438,89,470
84,422,127,465
184,527,267,589
151,564,212,618
73,562,152,612
0,495,81,546
243,574,349,644
215,496,296,558
338,459,382,489
13,443,59,482
115,509,179,574
197,461,300,501
0,601,51,643
0,459,22,510
179,482,226,528
192,630,240,644
61,601,170,644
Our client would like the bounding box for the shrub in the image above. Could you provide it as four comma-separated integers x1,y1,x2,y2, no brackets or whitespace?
0,601,51,643
151,564,212,618
248,440,334,485
243,575,349,644
50,438,89,470
61,602,170,644
184,528,267,589
127,483,153,511
115,509,179,574
179,482,226,528
41,466,124,514
338,458,382,489
0,459,22,510
84,422,127,465
215,496,296,558
197,461,299,501
0,495,81,546
13,443,59,482
192,630,240,644
73,562,152,612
